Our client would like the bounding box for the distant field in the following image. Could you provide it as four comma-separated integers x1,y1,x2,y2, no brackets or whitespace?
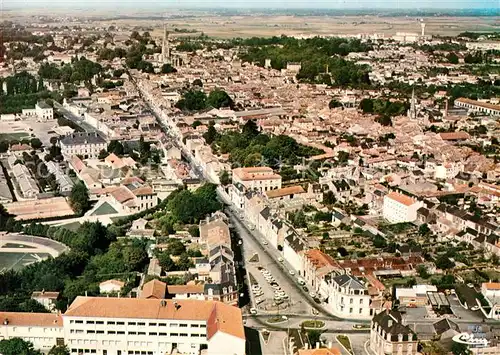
0,132,30,141
0,252,51,272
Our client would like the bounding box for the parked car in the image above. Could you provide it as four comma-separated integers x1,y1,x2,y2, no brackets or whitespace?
278,257,284,262
471,305,480,311
289,270,295,276
250,308,257,315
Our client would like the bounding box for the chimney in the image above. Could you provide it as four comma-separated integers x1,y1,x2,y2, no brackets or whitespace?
85,291,88,297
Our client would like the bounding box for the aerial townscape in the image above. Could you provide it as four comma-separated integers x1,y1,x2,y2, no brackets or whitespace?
0,2,499,355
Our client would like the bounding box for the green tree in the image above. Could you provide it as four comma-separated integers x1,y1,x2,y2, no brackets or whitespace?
30,138,43,149
0,338,41,355
207,89,234,109
69,182,90,215
192,78,203,87
307,330,323,347
48,345,70,355
188,225,200,238
451,342,471,355
175,90,207,111
161,63,177,74
0,141,9,153
435,254,455,270
219,170,231,185
419,223,431,236
329,99,342,109
417,265,430,279
242,119,259,139
98,149,108,160
359,98,374,113
203,122,218,145
447,52,459,64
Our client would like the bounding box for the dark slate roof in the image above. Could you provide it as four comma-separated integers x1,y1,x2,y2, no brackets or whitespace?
285,233,305,252
272,220,283,229
373,310,415,341
433,318,460,335
332,274,365,290
260,207,271,220
417,207,429,217
60,132,106,146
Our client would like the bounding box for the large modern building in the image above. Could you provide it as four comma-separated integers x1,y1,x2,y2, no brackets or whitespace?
232,167,282,193
0,297,246,355
60,132,107,159
454,98,500,116
382,192,423,223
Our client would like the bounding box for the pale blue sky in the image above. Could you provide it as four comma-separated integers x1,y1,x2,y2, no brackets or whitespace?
3,0,499,9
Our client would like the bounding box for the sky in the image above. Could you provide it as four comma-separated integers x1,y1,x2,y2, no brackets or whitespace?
3,0,499,9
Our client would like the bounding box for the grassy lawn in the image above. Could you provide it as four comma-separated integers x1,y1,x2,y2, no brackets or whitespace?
336,335,353,354
59,221,82,232
0,132,30,141
301,320,325,328
267,315,288,324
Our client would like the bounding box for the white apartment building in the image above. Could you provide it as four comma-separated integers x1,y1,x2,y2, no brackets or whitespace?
60,132,107,159
0,297,245,355
370,310,418,355
232,167,282,193
326,274,372,319
382,192,423,224
454,98,500,116
0,312,64,352
434,162,463,180
22,102,54,120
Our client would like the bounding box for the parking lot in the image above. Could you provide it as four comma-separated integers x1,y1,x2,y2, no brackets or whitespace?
249,266,291,313
1,118,58,147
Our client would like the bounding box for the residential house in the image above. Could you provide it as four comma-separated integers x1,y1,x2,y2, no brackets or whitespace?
31,291,60,312
99,279,125,294
370,310,418,355
232,167,282,193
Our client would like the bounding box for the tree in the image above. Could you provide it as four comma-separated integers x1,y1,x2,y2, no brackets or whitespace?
48,345,70,355
175,90,207,111
219,170,230,185
203,122,218,145
417,265,430,279
322,191,336,205
98,149,108,160
329,99,342,109
192,78,203,87
0,141,9,153
158,253,176,271
242,119,259,139
188,225,199,238
161,63,177,74
376,115,393,126
418,223,431,236
30,138,42,149
451,342,471,355
0,338,41,355
447,52,459,64
207,89,234,109
107,140,124,156
69,182,90,215
307,330,323,347
359,98,374,113
435,254,455,270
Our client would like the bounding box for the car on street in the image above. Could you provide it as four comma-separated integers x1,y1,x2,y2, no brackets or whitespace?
278,257,284,262
261,239,269,245
289,270,295,276
309,291,317,298
250,308,257,315
471,305,480,311
302,286,309,292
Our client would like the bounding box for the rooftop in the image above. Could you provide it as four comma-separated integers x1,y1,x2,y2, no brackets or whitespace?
60,132,106,146
0,312,62,327
385,191,417,206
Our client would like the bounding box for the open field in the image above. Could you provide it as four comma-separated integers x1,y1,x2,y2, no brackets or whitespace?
0,132,30,141
0,252,51,272
4,8,499,38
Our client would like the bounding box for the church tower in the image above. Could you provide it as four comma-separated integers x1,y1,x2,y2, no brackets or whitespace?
161,24,170,64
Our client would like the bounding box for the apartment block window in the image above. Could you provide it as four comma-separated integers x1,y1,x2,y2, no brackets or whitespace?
349,308,353,314
96,321,104,325
179,324,188,328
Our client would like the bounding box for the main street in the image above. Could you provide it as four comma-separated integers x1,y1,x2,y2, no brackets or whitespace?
131,74,381,324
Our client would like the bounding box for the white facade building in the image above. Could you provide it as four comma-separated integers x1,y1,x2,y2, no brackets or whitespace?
232,167,282,193
434,163,463,180
326,274,372,319
22,102,54,120
382,192,423,224
370,310,418,355
0,297,245,355
60,132,107,159
0,312,64,352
